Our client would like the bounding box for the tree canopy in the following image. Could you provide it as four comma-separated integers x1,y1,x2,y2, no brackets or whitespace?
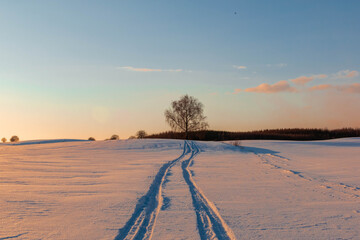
136,130,147,139
164,95,208,138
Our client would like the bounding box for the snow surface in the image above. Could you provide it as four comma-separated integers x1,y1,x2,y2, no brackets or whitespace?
1,138,359,239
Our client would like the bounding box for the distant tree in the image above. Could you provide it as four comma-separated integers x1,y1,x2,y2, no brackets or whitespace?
136,130,147,139
10,136,19,142
110,134,119,140
88,137,96,141
128,136,136,139
164,94,209,139
1,137,6,143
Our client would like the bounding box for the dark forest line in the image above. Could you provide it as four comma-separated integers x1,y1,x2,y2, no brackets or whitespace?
145,128,360,141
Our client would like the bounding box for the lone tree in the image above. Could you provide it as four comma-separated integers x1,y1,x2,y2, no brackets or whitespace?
1,137,6,143
136,130,147,139
164,94,209,139
10,136,19,142
110,134,119,140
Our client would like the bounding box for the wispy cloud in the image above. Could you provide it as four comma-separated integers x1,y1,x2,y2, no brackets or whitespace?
309,83,360,93
119,66,183,72
308,84,333,91
334,70,359,79
313,74,328,79
233,88,242,94
233,65,247,70
233,70,358,95
244,80,297,93
291,76,314,85
291,74,327,86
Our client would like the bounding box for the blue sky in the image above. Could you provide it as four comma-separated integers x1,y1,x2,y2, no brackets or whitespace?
1,1,359,140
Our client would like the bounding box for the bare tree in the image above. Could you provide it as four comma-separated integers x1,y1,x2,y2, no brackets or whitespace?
136,130,147,139
164,94,209,139
1,137,6,143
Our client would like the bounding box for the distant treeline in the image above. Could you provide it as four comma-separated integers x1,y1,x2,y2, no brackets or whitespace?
146,128,360,141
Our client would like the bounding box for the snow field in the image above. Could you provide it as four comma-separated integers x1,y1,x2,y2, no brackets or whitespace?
191,139,360,239
1,138,360,239
0,139,184,240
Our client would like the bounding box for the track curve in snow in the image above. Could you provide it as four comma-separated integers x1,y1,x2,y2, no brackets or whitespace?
114,142,189,240
182,141,236,240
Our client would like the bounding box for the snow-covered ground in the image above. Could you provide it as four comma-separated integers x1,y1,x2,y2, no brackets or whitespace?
194,139,360,239
1,138,359,239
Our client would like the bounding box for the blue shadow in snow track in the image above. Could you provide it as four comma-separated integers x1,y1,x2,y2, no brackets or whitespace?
114,141,189,240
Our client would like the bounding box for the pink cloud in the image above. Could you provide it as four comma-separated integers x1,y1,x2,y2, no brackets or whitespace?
290,74,328,86
335,70,359,79
346,71,359,78
308,83,360,93
119,66,183,72
291,76,314,85
232,88,242,94
314,74,328,79
233,65,247,70
308,84,333,91
245,80,297,93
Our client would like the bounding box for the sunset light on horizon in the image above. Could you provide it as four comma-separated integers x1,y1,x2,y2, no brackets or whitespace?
1,1,359,140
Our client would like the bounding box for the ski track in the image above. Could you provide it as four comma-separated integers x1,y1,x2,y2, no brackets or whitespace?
255,153,360,199
182,141,236,240
115,140,236,240
114,142,189,240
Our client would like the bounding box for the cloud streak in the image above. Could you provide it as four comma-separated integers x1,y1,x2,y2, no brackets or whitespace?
308,84,332,91
314,74,328,79
244,80,297,93
233,70,358,95
233,65,247,70
309,83,360,93
119,66,183,72
291,74,328,86
291,76,314,85
334,70,359,79
233,88,242,94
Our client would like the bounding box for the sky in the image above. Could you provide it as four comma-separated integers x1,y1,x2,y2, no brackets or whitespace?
1,0,360,140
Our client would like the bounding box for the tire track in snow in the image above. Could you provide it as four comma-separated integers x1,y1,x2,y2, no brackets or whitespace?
182,141,236,240
114,142,190,240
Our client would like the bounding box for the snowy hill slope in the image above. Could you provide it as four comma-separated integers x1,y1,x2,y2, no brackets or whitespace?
1,138,359,239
